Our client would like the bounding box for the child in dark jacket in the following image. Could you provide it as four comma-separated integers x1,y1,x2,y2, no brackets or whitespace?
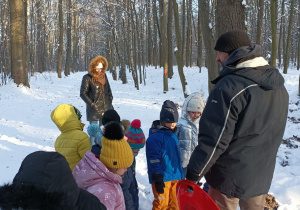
146,100,184,210
122,119,146,210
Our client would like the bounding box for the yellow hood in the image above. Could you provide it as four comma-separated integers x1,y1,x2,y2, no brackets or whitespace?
51,104,84,133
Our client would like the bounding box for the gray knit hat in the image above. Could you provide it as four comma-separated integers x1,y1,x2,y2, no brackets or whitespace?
187,93,206,113
214,29,252,54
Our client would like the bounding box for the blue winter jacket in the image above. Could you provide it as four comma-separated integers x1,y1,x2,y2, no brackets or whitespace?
120,159,139,210
146,120,184,184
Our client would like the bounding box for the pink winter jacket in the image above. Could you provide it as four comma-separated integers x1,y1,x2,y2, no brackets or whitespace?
73,151,125,210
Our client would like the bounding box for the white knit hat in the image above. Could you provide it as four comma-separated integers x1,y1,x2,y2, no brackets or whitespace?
187,93,206,113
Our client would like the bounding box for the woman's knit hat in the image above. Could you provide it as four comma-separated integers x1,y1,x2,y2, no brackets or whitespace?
125,119,146,150
100,121,133,169
160,100,179,123
214,29,252,54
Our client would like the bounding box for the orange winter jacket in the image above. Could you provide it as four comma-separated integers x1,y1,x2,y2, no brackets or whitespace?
51,104,91,171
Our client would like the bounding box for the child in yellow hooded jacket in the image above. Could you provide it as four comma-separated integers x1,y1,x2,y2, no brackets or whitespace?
51,104,91,171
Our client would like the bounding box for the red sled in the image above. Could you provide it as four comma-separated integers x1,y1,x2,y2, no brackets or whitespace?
176,179,220,210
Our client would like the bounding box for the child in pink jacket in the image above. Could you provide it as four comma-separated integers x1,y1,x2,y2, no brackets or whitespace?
73,121,134,210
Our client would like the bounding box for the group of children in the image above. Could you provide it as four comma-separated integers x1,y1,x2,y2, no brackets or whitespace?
53,92,206,210
0,92,206,210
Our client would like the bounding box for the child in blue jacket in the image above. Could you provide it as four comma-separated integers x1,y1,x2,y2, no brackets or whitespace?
146,100,184,210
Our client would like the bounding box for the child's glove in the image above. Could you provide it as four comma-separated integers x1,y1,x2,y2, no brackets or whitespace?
152,173,165,194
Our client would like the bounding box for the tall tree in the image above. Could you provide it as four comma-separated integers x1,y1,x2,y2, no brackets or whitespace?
167,0,174,78
72,3,79,73
185,0,192,67
283,0,295,74
270,0,277,67
215,0,246,36
172,0,188,98
160,0,168,93
256,0,264,45
297,2,300,70
197,0,203,72
278,0,285,67
152,0,159,68
199,0,218,93
65,0,72,76
57,0,63,78
1,0,9,85
181,0,186,64
146,0,152,66
9,0,29,87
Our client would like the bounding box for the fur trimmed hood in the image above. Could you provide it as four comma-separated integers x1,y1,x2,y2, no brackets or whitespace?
89,56,108,77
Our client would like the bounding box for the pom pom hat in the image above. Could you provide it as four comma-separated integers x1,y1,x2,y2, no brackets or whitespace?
100,121,134,169
125,119,146,150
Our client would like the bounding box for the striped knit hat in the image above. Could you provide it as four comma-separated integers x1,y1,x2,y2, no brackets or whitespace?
100,121,133,169
125,119,146,150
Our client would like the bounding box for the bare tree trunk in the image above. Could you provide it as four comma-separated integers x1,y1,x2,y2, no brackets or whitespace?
277,0,284,67
0,1,9,85
283,0,295,74
9,0,29,87
181,0,186,65
23,0,29,86
129,0,139,90
172,0,188,98
147,0,152,66
215,0,246,36
270,0,277,67
119,8,127,84
160,0,168,93
152,0,158,68
72,3,78,72
57,0,63,78
185,0,192,67
256,0,264,45
199,0,218,93
167,0,174,78
197,0,203,72
36,0,44,73
297,4,300,70
65,0,72,76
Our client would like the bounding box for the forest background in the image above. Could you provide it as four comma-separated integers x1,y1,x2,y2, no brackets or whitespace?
1,1,300,209
1,0,300,96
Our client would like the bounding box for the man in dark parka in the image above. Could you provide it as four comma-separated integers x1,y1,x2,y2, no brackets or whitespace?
186,29,289,210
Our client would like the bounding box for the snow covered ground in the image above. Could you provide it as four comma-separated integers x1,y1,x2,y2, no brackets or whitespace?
0,66,299,209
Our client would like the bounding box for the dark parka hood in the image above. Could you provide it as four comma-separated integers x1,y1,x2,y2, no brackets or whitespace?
213,45,285,90
0,151,106,210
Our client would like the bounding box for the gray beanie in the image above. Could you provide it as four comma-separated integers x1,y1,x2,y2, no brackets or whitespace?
214,29,252,54
187,93,206,113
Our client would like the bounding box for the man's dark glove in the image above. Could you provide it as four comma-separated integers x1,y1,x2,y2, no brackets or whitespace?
186,169,201,184
151,173,165,194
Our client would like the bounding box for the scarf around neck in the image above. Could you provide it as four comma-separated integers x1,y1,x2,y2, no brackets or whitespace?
92,72,106,87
